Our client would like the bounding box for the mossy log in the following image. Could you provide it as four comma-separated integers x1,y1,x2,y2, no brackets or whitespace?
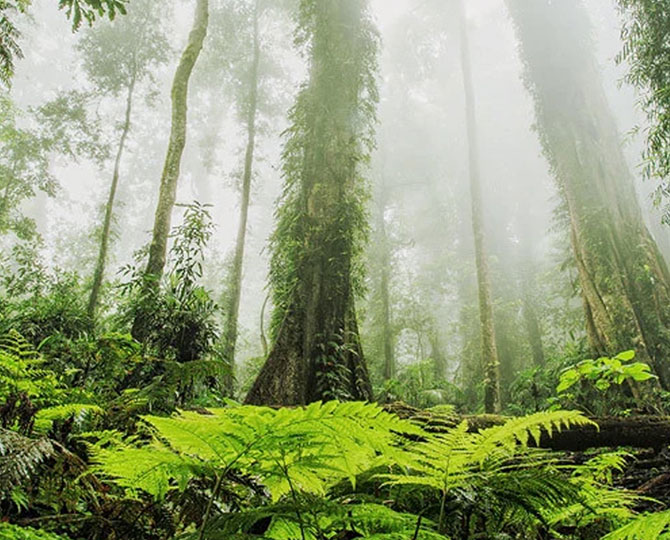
384,402,670,451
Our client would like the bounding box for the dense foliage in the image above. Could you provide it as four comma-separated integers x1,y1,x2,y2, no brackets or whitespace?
618,0,670,220
2,0,670,538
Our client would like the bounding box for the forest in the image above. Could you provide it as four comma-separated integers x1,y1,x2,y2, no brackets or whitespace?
3,0,670,538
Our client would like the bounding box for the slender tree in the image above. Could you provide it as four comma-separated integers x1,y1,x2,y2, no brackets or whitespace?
506,0,670,386
457,0,501,413
80,0,169,319
132,0,209,339
245,0,377,405
377,191,396,381
514,214,546,368
221,0,261,391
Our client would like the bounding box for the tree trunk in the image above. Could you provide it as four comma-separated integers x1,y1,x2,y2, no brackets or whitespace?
87,70,136,321
430,329,448,381
517,233,546,368
520,283,546,368
132,0,209,340
506,0,670,388
245,0,375,406
221,0,261,394
376,188,396,381
457,0,501,413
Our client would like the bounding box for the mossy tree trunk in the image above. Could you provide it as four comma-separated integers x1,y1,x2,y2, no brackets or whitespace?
221,0,261,393
457,0,501,413
506,0,670,388
245,0,377,405
87,68,136,320
132,0,209,340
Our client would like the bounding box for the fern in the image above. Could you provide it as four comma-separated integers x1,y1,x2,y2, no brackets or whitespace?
95,401,420,500
603,509,670,540
0,330,60,404
0,428,54,496
94,401,424,537
546,452,638,529
381,410,598,535
0,523,70,540
471,409,596,460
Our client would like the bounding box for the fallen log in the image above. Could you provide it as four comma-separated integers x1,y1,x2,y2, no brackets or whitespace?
384,402,670,451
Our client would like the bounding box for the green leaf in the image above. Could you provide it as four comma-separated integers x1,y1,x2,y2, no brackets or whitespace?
615,350,636,362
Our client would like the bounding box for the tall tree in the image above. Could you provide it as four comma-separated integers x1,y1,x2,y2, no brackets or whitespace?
514,213,546,368
457,0,501,413
506,0,670,386
132,0,209,339
377,189,395,381
80,0,169,319
220,0,261,391
367,170,396,382
245,0,377,405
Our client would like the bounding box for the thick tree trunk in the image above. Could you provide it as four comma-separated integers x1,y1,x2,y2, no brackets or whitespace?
458,0,501,413
506,0,670,387
222,1,260,393
87,71,136,321
245,0,375,406
132,0,209,340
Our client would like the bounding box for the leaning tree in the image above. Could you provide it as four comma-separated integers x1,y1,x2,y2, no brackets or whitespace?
506,0,670,387
245,0,378,405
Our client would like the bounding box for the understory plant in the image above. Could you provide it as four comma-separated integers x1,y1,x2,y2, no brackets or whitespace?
556,351,658,415
88,401,645,539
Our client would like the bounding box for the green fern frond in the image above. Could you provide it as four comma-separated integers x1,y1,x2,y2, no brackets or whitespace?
603,509,670,540
472,410,595,461
94,401,421,502
93,442,203,499
481,467,583,525
33,404,103,433
0,428,54,495
0,523,71,540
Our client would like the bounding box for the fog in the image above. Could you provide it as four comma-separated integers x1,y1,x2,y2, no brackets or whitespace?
4,0,669,407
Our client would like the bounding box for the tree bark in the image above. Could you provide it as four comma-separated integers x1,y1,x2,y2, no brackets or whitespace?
457,0,501,413
132,0,209,340
222,0,261,393
87,69,136,320
506,0,670,388
245,0,375,406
